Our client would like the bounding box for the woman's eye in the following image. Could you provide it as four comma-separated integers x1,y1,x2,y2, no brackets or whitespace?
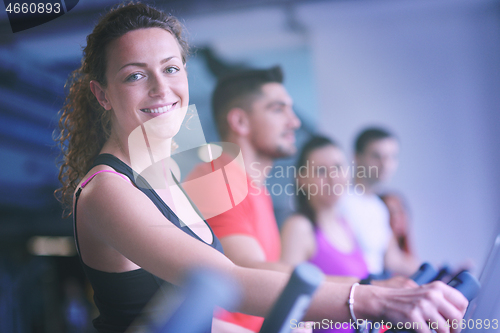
165,66,179,74
126,73,144,82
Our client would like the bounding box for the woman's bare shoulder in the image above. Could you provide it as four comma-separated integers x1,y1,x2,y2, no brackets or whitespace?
75,166,232,284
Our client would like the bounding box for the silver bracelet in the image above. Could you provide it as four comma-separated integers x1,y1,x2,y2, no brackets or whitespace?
348,282,359,322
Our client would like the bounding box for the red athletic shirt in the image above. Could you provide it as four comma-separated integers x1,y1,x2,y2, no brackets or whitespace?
186,158,281,332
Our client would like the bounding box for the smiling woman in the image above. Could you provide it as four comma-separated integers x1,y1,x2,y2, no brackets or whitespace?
56,2,189,213
54,3,468,333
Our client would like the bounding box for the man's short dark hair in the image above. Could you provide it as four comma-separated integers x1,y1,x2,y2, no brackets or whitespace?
355,127,396,154
212,66,283,139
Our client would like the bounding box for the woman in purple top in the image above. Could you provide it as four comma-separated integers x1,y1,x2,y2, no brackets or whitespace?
282,135,369,333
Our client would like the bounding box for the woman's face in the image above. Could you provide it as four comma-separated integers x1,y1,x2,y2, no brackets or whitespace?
92,27,189,142
299,145,348,207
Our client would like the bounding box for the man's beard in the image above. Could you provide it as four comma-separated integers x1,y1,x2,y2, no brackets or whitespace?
264,143,296,159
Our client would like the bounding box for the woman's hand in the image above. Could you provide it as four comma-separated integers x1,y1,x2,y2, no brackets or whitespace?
357,281,468,333
372,275,418,289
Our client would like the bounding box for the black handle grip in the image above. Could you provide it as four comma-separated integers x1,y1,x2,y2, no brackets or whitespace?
447,270,480,302
411,263,437,285
260,262,324,333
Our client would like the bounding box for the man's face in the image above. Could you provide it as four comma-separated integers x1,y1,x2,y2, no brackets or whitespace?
356,137,399,184
246,82,301,158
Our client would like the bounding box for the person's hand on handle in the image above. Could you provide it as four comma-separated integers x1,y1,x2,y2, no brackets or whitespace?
355,281,468,333
372,276,419,289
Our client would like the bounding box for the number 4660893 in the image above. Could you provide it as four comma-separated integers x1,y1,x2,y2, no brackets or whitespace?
5,2,61,14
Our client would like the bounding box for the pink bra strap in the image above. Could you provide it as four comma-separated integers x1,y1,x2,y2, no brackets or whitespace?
81,170,132,188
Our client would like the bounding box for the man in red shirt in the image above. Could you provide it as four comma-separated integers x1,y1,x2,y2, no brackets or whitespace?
187,66,300,332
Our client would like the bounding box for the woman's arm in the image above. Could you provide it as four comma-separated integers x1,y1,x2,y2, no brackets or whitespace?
78,174,467,331
280,214,316,266
385,235,421,276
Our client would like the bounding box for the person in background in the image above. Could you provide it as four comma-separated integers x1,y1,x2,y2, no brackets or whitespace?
281,135,369,333
340,127,419,277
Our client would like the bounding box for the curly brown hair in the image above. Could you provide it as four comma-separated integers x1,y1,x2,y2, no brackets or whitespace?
55,2,189,215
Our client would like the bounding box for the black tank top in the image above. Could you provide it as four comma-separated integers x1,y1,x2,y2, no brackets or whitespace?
74,154,224,332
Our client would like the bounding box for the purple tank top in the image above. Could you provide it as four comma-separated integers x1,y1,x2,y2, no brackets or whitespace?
308,219,368,333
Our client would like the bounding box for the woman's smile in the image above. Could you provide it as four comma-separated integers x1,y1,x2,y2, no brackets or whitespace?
140,102,178,114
